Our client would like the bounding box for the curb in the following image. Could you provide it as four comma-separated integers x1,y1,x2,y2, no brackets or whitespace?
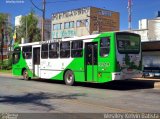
154,82,160,89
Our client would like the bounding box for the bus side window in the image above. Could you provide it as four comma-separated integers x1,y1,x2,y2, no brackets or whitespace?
22,46,32,59
41,44,49,59
60,41,70,58
71,40,83,58
100,37,110,57
49,42,59,58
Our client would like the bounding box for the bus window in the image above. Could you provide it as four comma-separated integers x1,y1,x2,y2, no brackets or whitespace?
60,41,70,58
100,37,110,57
41,44,48,59
71,40,83,58
22,46,32,59
49,42,59,58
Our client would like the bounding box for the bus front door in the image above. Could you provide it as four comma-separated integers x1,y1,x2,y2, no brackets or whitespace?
33,47,40,77
85,42,98,82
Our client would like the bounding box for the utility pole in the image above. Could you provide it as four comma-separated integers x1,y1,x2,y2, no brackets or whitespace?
42,0,46,41
1,22,4,65
26,16,28,40
128,0,132,30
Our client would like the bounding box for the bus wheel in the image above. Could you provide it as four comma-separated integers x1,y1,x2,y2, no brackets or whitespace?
23,69,30,80
64,70,75,86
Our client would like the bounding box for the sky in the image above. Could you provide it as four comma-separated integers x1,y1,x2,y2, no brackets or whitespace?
0,0,160,30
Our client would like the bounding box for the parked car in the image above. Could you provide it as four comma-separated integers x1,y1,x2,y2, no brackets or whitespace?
142,67,160,78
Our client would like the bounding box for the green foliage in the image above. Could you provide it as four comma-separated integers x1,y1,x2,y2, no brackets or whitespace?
0,57,12,70
0,14,7,33
16,10,41,43
0,13,13,38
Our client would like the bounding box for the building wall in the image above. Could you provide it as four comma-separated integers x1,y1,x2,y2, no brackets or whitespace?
15,15,22,27
132,29,148,41
52,7,90,39
133,17,160,41
148,18,160,40
37,18,51,41
139,19,148,29
90,7,119,34
51,7,119,40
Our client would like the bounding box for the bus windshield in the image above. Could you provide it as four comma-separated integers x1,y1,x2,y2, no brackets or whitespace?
116,33,140,54
13,47,21,64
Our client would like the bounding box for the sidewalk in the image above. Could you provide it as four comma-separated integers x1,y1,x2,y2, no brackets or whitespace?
0,72,13,77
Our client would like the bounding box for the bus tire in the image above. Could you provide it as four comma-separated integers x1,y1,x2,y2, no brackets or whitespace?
64,70,75,86
23,69,30,80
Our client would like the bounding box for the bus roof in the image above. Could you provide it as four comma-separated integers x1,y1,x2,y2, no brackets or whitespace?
18,31,137,46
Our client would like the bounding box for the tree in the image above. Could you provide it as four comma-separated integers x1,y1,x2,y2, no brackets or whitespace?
16,10,41,43
0,13,13,67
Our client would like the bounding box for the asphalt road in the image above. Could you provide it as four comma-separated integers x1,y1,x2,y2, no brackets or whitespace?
0,76,160,114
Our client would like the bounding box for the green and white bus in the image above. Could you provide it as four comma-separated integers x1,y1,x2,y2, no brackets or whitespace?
12,31,142,85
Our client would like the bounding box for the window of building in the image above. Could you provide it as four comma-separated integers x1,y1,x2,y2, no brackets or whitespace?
53,23,62,30
71,40,83,58
49,43,59,58
76,20,81,27
76,19,89,27
22,46,32,59
70,21,74,28
64,22,70,29
41,44,48,59
60,41,70,58
84,19,89,27
100,37,110,57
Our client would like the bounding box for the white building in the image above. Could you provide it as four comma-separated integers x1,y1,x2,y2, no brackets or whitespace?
131,12,160,71
132,17,160,41
15,15,22,27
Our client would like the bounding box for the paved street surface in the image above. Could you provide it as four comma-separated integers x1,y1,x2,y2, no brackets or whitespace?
0,75,160,113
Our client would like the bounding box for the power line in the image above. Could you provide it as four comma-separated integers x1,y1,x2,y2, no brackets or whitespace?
30,0,43,11
46,0,83,4
30,0,46,41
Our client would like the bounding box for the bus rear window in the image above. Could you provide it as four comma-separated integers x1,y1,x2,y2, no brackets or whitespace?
116,33,140,54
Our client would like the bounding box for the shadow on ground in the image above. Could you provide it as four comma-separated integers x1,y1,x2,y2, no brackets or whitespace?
0,92,86,111
25,78,160,90
77,79,160,90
